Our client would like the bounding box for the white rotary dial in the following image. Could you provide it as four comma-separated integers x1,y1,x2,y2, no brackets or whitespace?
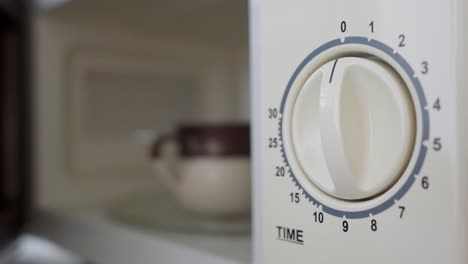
291,57,416,200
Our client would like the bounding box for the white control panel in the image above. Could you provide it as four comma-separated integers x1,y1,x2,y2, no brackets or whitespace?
250,0,468,263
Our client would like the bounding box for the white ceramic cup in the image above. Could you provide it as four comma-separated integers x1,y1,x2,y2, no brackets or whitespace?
151,124,251,217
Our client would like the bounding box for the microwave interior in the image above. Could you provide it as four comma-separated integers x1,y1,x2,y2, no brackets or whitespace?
35,0,249,210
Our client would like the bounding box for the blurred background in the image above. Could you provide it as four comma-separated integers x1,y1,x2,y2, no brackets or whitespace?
0,0,251,263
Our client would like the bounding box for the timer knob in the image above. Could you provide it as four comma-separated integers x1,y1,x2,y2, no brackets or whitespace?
291,57,416,200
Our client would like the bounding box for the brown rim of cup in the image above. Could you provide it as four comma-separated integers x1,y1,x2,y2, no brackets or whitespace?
151,124,250,158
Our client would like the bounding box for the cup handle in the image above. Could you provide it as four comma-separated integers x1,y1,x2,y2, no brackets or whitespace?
151,133,179,191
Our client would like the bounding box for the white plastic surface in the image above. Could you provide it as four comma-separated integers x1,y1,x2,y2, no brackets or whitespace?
253,0,465,263
292,57,416,200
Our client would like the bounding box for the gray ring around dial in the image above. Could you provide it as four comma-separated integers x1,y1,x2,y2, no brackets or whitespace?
279,36,430,219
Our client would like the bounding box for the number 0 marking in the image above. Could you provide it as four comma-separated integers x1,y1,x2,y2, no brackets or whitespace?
340,21,347,33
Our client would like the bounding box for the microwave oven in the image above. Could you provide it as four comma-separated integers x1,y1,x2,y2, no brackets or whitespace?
251,0,468,263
